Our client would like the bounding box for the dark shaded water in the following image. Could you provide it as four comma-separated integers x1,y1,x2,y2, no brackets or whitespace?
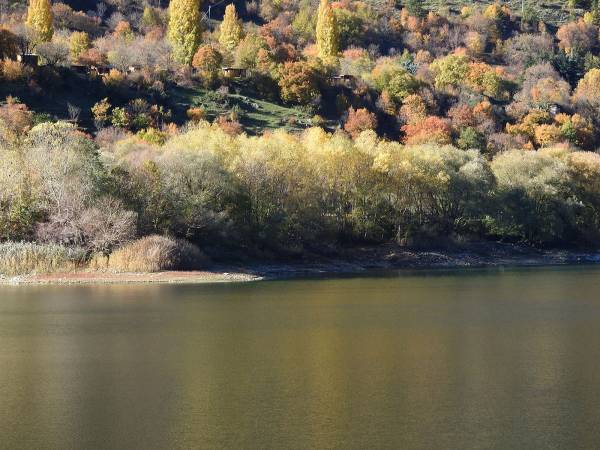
2,266,600,449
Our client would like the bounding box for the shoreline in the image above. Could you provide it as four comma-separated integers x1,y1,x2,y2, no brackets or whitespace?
2,243,600,286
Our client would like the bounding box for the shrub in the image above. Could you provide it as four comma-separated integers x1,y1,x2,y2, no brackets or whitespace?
557,19,597,54
573,68,600,119
399,94,427,125
0,97,33,138
186,107,206,122
1,60,30,82
111,107,130,128
465,63,505,99
137,128,168,145
490,149,572,244
278,61,321,104
503,33,554,68
430,54,470,90
216,115,243,136
371,59,420,102
37,41,69,66
114,21,133,40
344,107,377,138
107,235,209,272
0,242,87,276
457,127,486,151
102,69,127,88
192,45,223,87
91,98,111,127
402,116,452,145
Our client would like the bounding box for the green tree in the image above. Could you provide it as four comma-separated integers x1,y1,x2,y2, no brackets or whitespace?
69,32,91,61
141,6,162,30
430,54,470,90
491,149,572,244
168,0,203,65
316,0,340,59
26,0,53,43
219,4,243,52
371,60,420,102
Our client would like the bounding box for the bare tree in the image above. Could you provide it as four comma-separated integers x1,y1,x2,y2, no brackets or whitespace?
67,103,81,123
37,41,70,66
78,197,137,256
96,2,108,20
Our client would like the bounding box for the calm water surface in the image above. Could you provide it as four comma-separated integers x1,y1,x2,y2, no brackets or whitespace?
2,266,600,449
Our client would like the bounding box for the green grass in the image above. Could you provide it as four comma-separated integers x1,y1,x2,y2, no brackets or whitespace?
168,84,313,134
0,70,316,135
420,0,583,25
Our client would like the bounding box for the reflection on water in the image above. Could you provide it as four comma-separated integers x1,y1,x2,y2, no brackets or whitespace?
2,266,600,449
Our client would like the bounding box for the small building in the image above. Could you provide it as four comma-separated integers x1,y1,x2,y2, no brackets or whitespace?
221,67,249,78
17,54,39,68
329,74,356,87
548,104,563,117
89,65,111,76
70,63,88,74
126,65,141,74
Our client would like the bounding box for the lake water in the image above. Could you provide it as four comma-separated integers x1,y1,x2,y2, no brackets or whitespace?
2,266,600,449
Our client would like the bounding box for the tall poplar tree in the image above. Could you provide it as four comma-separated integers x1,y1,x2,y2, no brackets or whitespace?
26,0,53,43
168,0,203,65
316,0,339,59
219,4,243,52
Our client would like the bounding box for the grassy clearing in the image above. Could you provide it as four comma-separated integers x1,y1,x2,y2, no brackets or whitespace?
1,77,314,135
419,0,582,25
169,84,313,134
0,242,87,276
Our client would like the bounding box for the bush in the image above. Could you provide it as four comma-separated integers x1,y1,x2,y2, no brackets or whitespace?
1,60,30,82
186,107,206,122
371,60,420,102
344,107,377,138
192,45,223,88
106,235,209,272
0,242,87,276
402,116,452,145
137,127,167,145
278,61,321,104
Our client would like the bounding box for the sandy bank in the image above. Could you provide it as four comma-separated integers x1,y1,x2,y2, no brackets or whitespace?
2,242,600,286
1,270,262,285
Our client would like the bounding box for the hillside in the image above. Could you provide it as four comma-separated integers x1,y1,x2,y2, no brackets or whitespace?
2,0,600,273
421,0,581,25
0,70,313,134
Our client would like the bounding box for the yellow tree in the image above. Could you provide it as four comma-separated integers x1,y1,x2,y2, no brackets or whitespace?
26,0,53,43
219,4,243,52
168,0,203,65
70,31,91,61
316,0,339,59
